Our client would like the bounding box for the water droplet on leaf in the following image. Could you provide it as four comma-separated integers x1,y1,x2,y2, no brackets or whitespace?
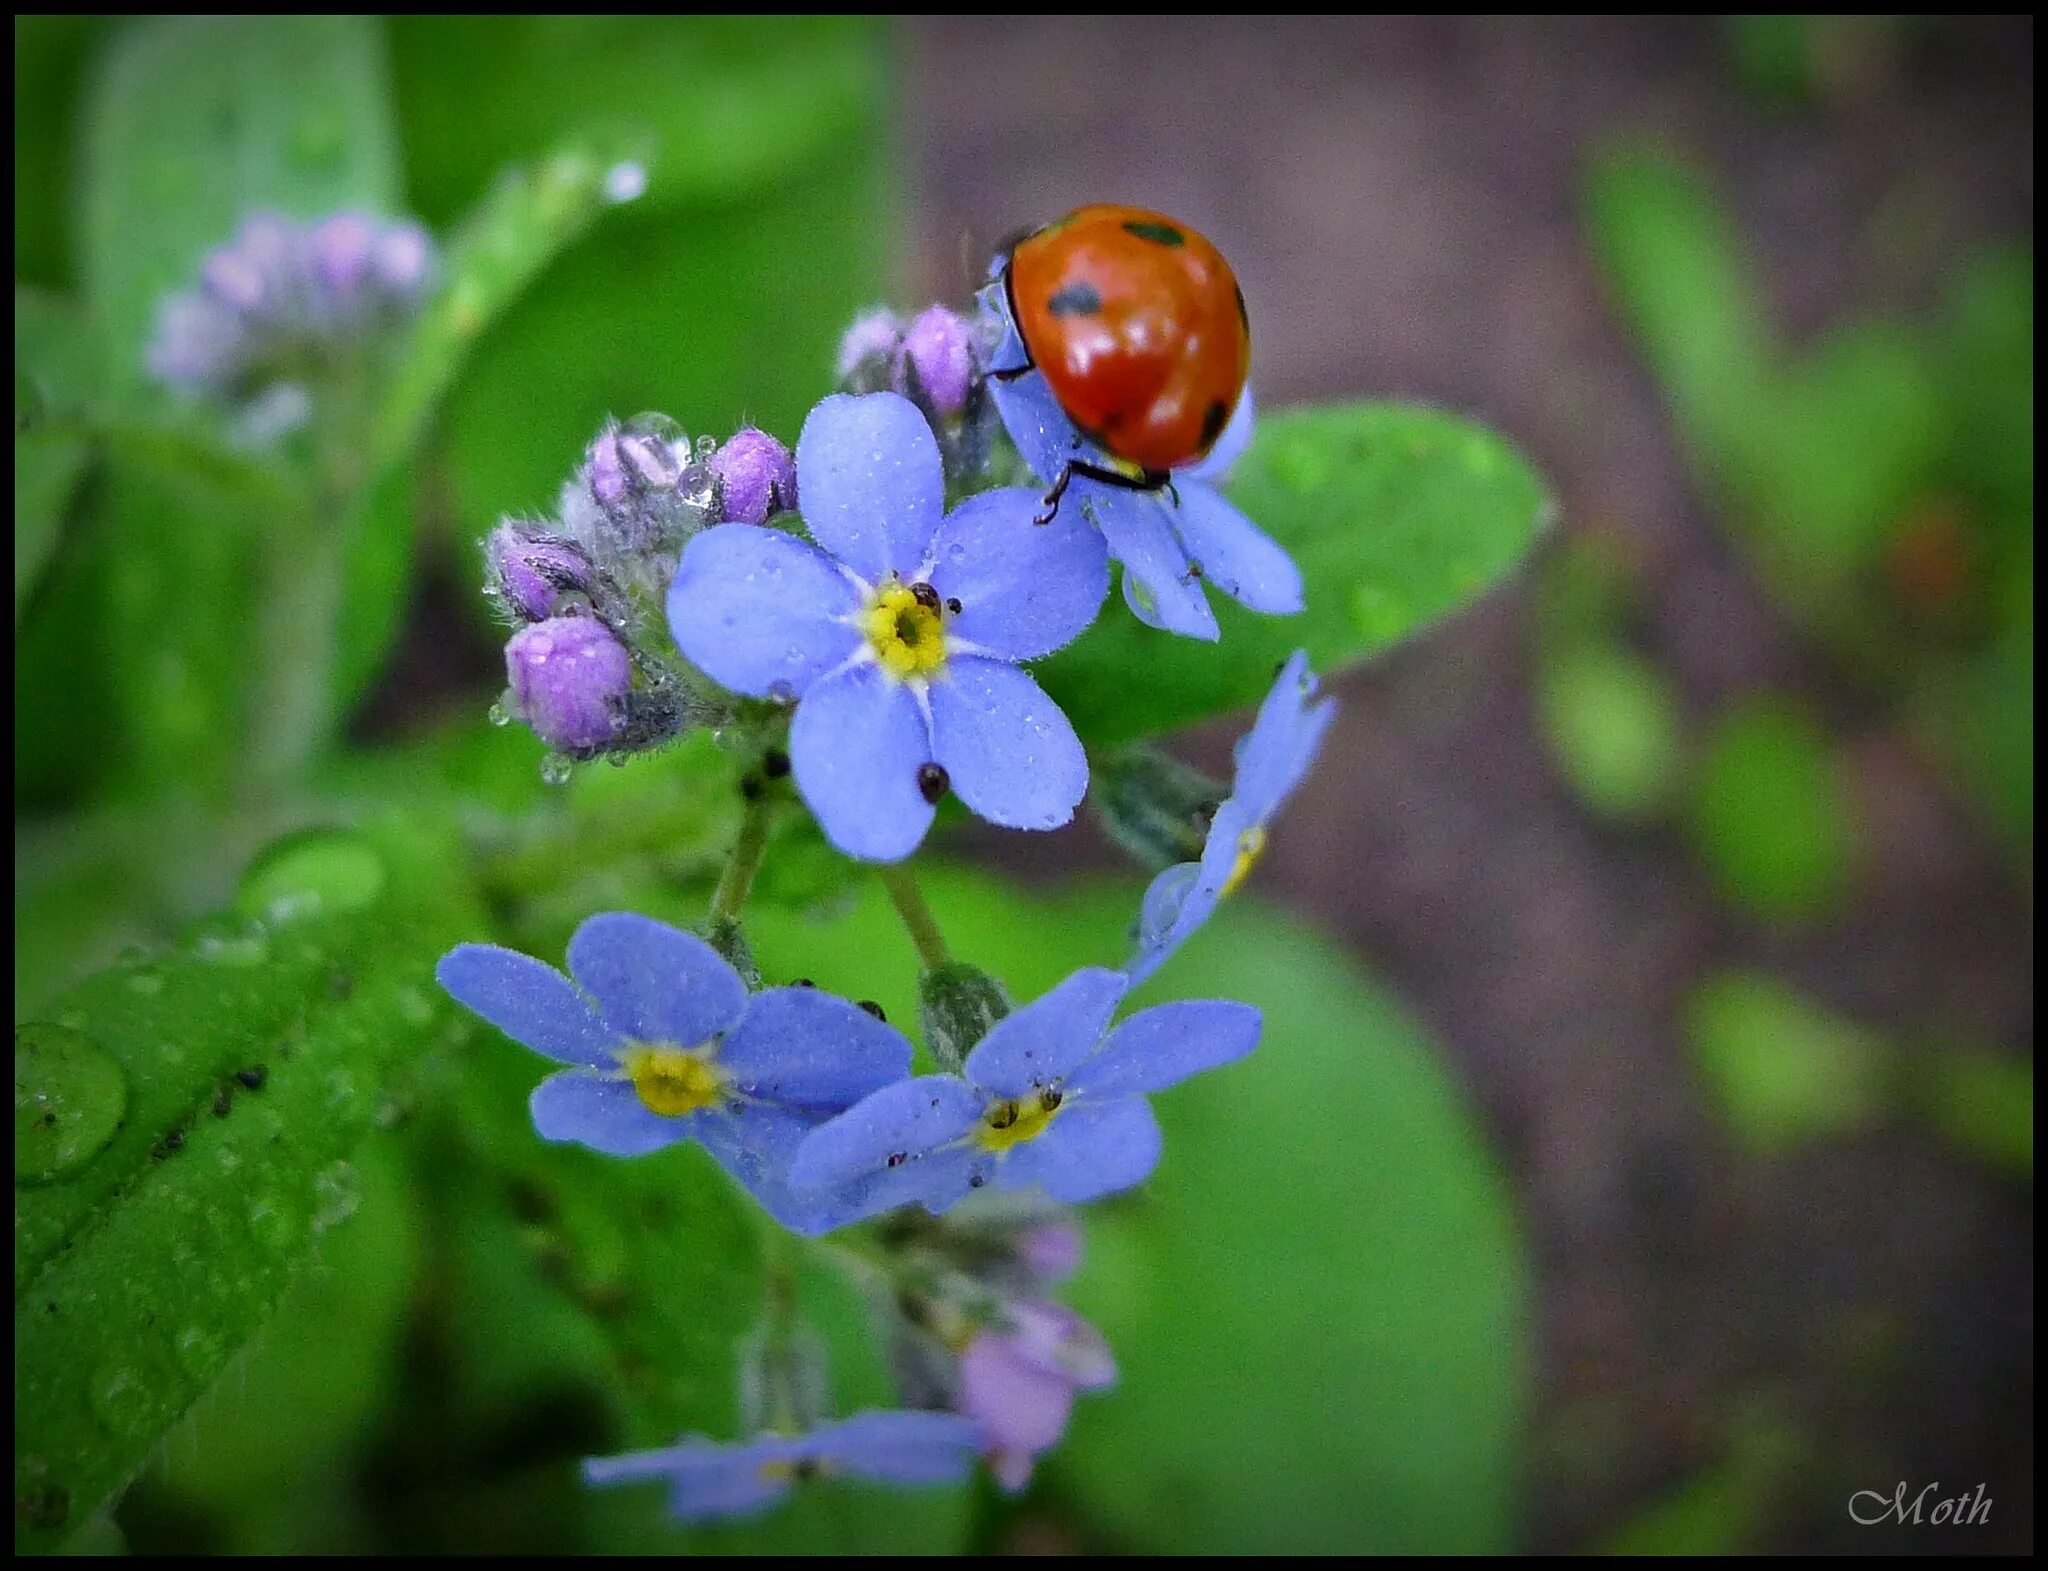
237,830,387,923
14,1023,128,1185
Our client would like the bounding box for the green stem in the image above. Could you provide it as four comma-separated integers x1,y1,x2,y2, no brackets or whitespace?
878,863,949,970
711,792,774,922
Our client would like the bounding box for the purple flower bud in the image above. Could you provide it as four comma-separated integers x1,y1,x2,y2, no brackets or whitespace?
835,308,904,381
956,1302,1115,1492
308,212,376,301
1015,1223,1082,1284
896,305,979,415
586,428,632,512
147,292,247,393
488,523,592,622
369,222,434,301
201,249,269,315
619,430,682,491
708,428,798,524
505,616,632,753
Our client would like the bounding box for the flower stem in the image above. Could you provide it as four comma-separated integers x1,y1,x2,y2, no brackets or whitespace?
878,863,949,970
711,791,774,922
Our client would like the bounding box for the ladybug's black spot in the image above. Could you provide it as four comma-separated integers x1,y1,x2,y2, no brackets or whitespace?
1200,399,1230,451
1123,220,1185,247
1045,281,1102,318
917,762,950,804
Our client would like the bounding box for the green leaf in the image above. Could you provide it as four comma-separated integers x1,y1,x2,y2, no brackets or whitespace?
1911,1044,2033,1180
14,286,105,423
741,867,1527,1554
13,812,484,1552
1690,697,1855,923
1040,402,1552,748
77,15,400,402
1685,971,1894,1152
1537,639,1686,822
14,430,90,624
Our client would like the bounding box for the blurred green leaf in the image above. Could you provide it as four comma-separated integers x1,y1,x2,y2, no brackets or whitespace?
1592,1402,1806,1554
1691,697,1854,922
14,286,105,423
1942,246,2034,525
1686,971,1894,1152
12,17,113,289
13,812,483,1553
1538,639,1686,822
743,867,1527,1554
1912,1044,2033,1181
14,431,89,625
78,16,401,403
1040,402,1552,748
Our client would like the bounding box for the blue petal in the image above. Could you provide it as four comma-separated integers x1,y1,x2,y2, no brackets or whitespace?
718,986,914,1110
1124,861,1214,986
964,967,1129,1098
1004,1097,1163,1204
816,1410,985,1485
1183,384,1256,482
788,663,935,863
1065,1000,1262,1099
927,658,1087,833
667,524,861,699
436,944,619,1065
694,1102,881,1236
1231,649,1336,824
927,488,1107,660
981,349,1088,486
795,392,945,583
787,1075,981,1191
567,914,747,1047
1083,486,1217,640
530,1071,696,1156
1171,482,1303,615
584,1437,794,1523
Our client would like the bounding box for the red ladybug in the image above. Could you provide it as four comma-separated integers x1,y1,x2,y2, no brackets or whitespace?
994,204,1250,518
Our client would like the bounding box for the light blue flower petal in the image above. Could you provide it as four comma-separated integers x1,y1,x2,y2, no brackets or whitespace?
1084,486,1217,640
789,662,935,863
927,488,1108,660
1124,861,1214,986
1171,482,1303,615
584,1437,795,1523
1005,1097,1163,1204
817,1410,986,1485
718,987,914,1111
927,658,1087,833
436,944,620,1065
693,1102,881,1236
1065,1000,1262,1100
567,913,747,1048
530,1071,695,1156
964,967,1129,1098
667,524,861,699
1183,384,1256,483
1231,649,1336,824
788,1075,982,1191
795,392,946,583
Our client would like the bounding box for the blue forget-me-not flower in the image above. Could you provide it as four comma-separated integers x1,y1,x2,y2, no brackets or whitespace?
978,281,1302,642
1127,650,1335,983
583,1409,985,1523
788,967,1260,1215
435,914,911,1234
669,391,1107,862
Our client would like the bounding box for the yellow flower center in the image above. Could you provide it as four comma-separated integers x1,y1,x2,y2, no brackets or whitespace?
976,1087,1064,1152
619,1044,723,1117
864,580,947,681
1220,825,1267,897
759,1456,829,1484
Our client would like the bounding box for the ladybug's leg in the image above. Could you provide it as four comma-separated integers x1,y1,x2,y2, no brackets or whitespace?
1034,462,1171,526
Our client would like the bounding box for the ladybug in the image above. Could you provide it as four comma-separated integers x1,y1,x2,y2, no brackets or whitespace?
993,204,1250,521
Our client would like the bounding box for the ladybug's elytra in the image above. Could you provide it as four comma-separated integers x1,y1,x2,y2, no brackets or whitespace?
994,204,1250,519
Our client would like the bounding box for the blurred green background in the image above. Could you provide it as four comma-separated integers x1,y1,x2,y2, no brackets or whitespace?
14,15,2033,1555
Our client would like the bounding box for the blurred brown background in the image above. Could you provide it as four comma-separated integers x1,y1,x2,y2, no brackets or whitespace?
903,16,2032,1553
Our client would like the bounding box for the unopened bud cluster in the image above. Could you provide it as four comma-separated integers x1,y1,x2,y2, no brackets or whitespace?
835,305,997,489
147,210,437,426
485,414,800,770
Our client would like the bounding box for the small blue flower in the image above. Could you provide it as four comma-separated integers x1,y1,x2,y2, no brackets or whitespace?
583,1409,985,1523
789,967,1260,1214
979,281,1302,642
1128,649,1335,983
435,914,912,1235
669,391,1107,863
